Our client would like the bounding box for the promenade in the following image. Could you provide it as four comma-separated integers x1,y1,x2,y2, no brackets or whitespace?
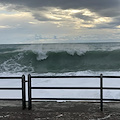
0,101,120,120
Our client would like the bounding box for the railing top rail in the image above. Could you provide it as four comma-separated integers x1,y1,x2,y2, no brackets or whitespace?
102,76,120,78
30,75,120,79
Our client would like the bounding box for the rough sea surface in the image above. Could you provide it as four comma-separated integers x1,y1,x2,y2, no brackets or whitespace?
1,43,120,74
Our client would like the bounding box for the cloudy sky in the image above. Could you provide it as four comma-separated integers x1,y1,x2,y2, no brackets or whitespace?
0,0,120,44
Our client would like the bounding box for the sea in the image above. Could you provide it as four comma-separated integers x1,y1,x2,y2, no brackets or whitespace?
1,42,120,74
1,42,120,99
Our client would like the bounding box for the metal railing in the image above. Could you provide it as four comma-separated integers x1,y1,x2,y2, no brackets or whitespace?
0,74,120,111
28,74,120,111
0,75,26,109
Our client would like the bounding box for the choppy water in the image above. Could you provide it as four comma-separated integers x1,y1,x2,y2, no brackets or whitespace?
0,43,120,74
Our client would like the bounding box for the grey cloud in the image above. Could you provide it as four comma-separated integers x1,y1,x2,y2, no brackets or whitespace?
33,13,52,21
109,17,120,27
95,24,116,29
73,13,94,21
33,12,64,21
1,0,120,29
1,0,120,17
96,8,120,17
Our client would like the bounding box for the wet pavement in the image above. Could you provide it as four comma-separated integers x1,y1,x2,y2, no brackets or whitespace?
0,101,120,120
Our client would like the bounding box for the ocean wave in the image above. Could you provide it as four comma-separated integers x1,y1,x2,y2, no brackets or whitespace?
19,44,89,60
1,49,120,73
1,43,120,73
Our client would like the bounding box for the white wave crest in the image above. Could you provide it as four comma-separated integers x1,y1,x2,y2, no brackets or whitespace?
9,43,120,61
18,44,90,60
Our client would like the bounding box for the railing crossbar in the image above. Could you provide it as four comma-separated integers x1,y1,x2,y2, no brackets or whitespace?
31,87,100,89
31,87,120,90
0,98,22,101
0,77,22,79
31,98,120,102
0,88,22,90
31,98,100,100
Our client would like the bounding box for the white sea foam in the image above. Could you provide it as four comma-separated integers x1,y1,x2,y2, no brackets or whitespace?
0,52,34,73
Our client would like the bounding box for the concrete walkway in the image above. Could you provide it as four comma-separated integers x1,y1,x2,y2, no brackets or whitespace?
0,101,120,120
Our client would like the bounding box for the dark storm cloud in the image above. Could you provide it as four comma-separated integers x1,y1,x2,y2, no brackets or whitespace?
97,8,120,17
73,13,94,21
33,13,50,21
1,0,120,29
1,0,120,17
109,17,120,27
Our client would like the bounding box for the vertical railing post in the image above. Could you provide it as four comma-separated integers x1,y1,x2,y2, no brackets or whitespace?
100,74,103,111
22,75,26,109
28,74,32,110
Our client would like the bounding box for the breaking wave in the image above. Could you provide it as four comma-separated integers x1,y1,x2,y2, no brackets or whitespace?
1,43,120,73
